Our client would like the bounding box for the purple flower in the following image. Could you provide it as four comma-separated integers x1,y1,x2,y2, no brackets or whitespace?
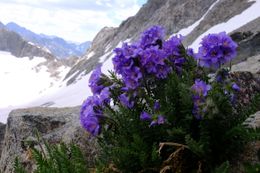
232,83,240,91
140,47,171,79
163,36,185,72
80,96,103,136
139,25,165,49
112,43,138,75
100,87,111,103
163,35,183,57
197,32,237,68
80,116,100,136
187,48,195,57
157,115,166,124
119,93,134,108
140,111,152,121
149,115,166,127
89,66,104,95
191,79,211,119
124,66,142,89
112,43,143,90
191,79,211,97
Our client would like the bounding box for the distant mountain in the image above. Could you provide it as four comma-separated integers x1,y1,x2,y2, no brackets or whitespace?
5,22,91,58
0,28,54,59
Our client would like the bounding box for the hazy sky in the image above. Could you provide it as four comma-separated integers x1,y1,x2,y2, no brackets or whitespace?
0,0,147,43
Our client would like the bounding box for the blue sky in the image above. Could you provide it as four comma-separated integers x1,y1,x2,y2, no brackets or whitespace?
0,0,147,43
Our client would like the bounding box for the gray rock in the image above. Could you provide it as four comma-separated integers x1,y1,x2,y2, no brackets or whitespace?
232,54,260,75
0,107,97,173
231,32,260,65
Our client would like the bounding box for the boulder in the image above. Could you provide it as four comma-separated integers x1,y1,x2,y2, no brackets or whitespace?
0,106,97,173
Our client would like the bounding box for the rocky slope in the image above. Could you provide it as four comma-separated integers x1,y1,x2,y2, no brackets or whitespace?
65,0,259,85
5,22,91,58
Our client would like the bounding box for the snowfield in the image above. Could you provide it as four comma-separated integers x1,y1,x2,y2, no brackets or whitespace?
0,51,69,122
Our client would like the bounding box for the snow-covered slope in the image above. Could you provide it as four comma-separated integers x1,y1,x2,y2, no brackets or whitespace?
0,51,69,122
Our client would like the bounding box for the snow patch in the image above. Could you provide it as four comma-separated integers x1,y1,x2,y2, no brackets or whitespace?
86,51,95,59
105,44,112,52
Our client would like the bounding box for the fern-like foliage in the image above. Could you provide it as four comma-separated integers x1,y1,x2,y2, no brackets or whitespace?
14,132,89,173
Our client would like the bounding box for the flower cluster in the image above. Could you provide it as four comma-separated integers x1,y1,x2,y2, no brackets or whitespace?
88,66,105,94
191,79,211,119
139,25,165,49
80,67,111,136
197,32,237,68
112,26,184,91
80,25,239,135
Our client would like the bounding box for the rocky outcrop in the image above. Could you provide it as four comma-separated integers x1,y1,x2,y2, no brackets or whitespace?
232,54,260,75
61,55,80,67
0,107,97,173
0,28,55,60
231,32,260,65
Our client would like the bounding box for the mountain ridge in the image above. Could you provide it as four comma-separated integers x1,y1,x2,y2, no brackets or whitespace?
5,22,91,58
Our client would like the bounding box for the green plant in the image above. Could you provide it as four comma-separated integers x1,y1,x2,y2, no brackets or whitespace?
79,26,259,172
14,132,89,173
